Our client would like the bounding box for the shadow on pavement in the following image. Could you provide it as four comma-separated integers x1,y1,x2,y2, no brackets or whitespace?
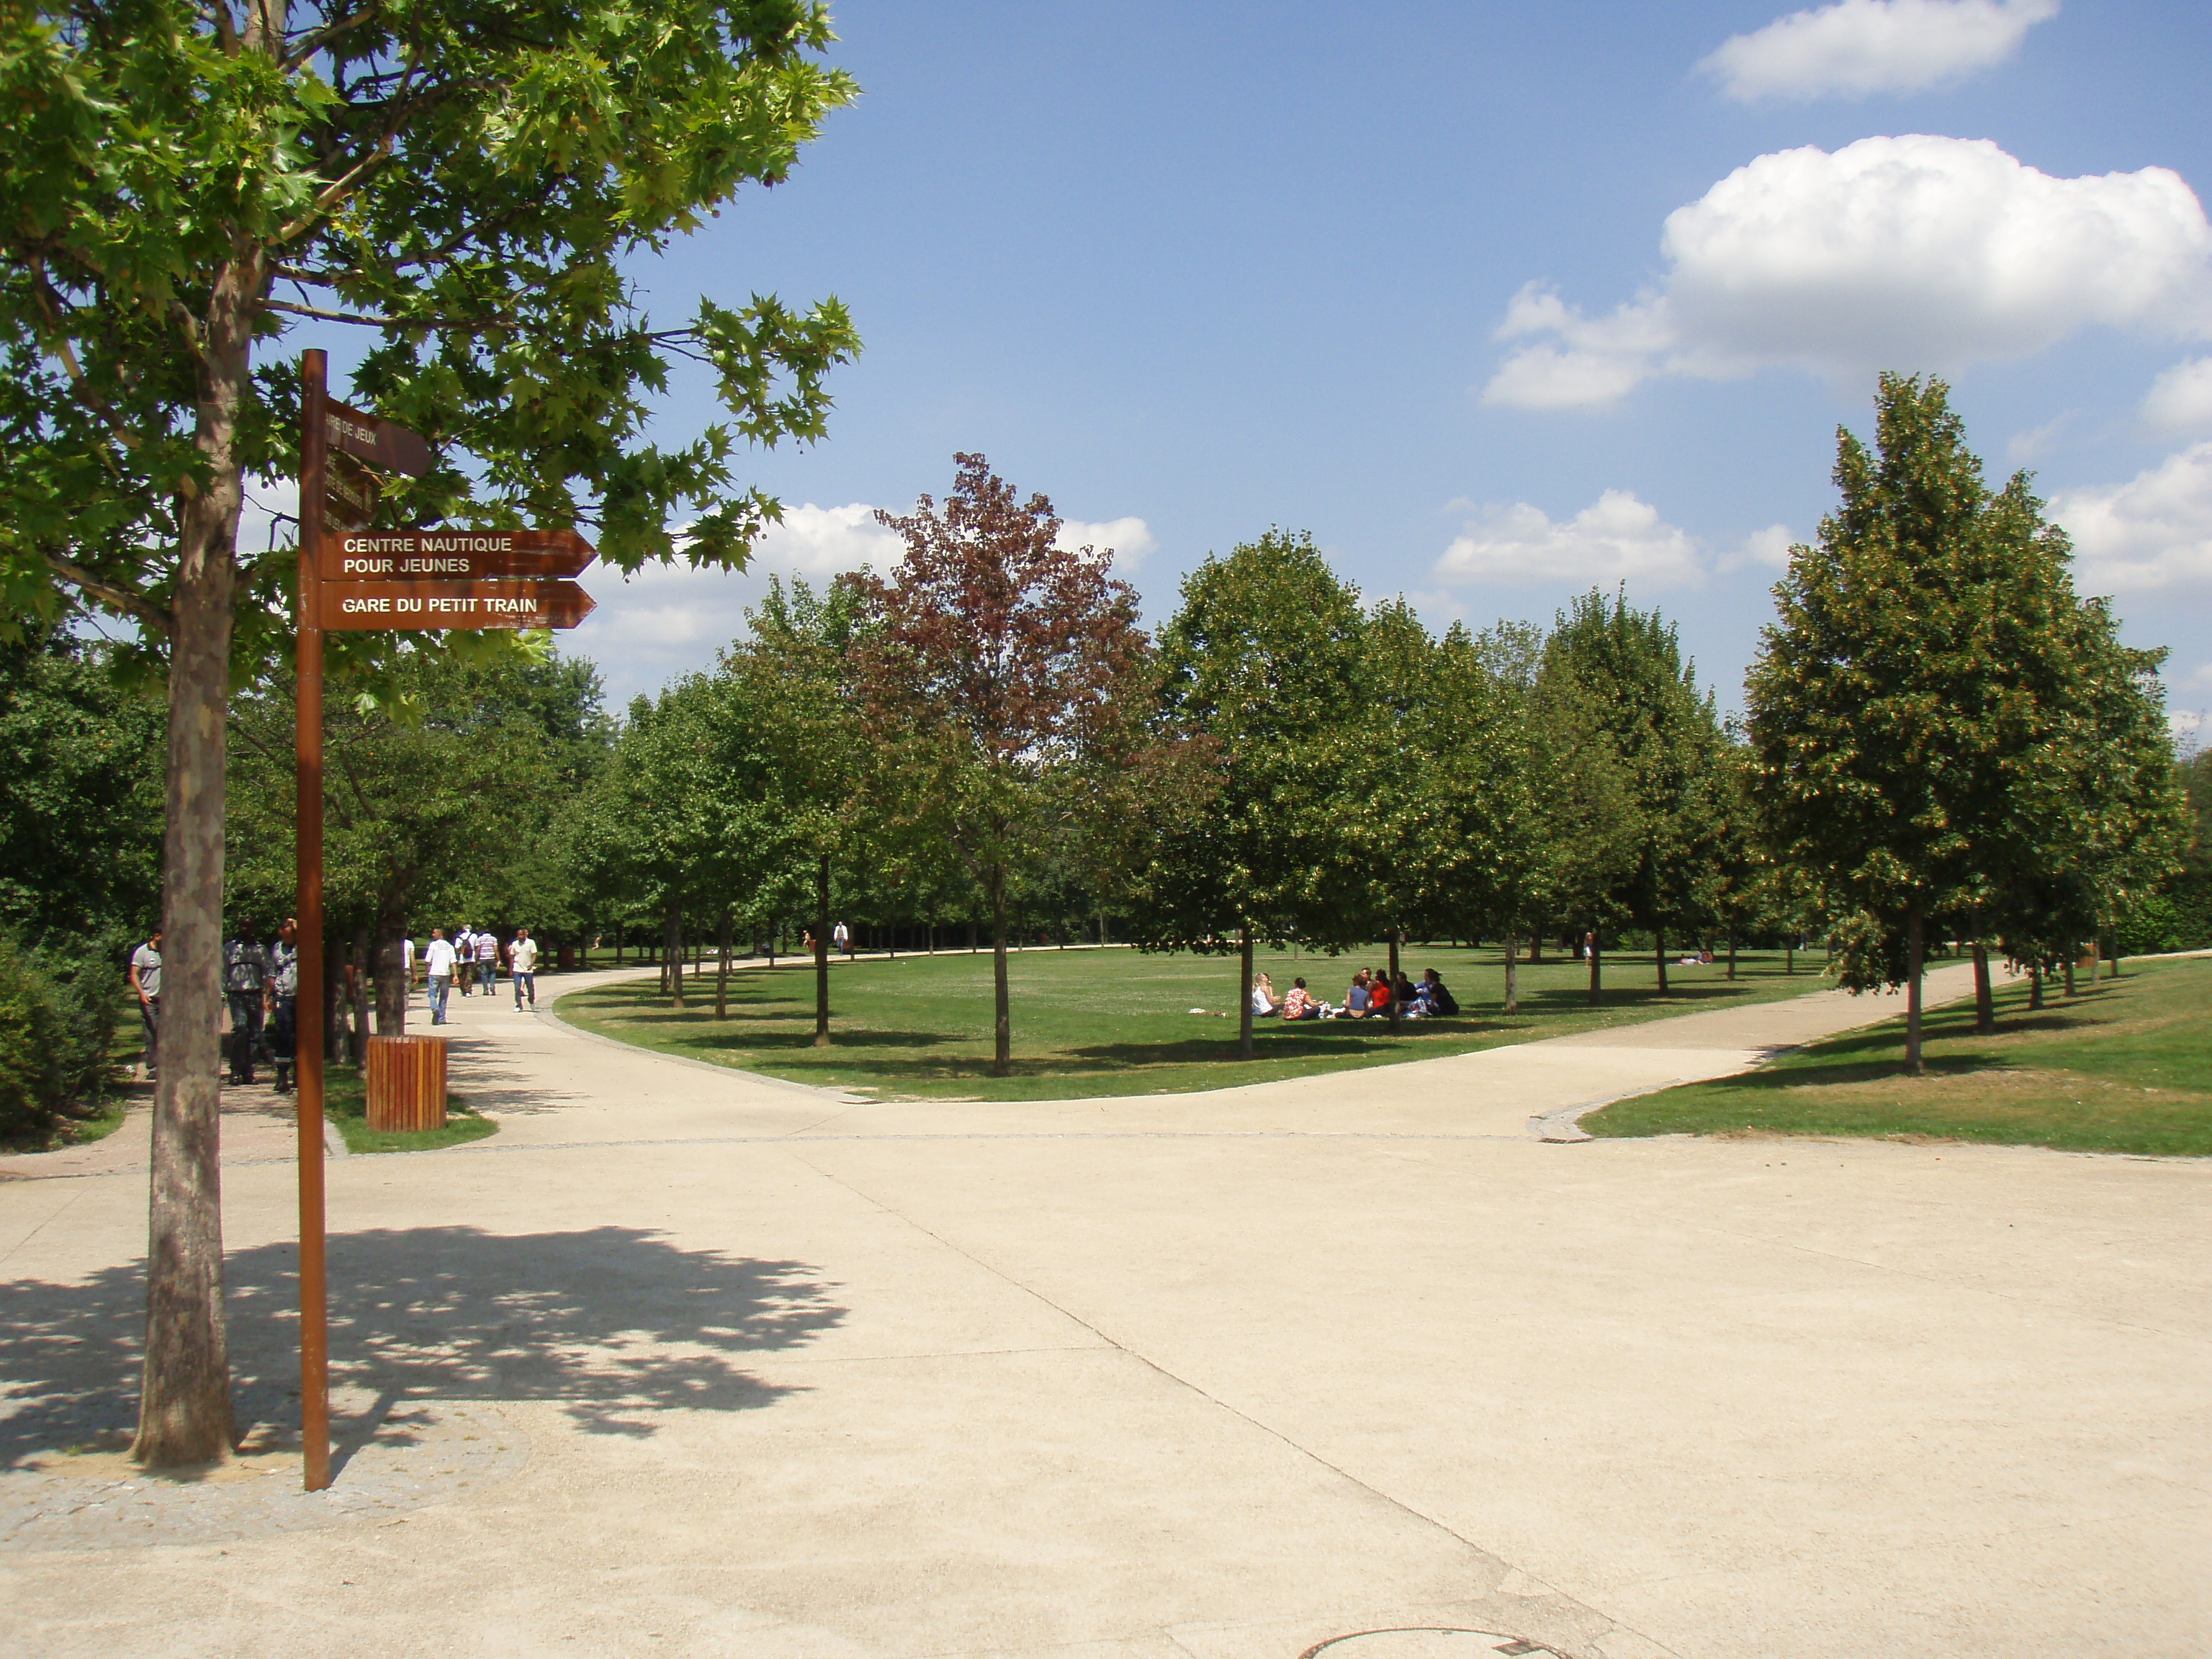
0,1226,845,1467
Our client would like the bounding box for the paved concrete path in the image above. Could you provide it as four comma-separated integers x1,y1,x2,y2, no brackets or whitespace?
1,963,2206,1659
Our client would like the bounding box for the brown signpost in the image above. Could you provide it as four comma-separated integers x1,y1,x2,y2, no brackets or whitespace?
295,351,593,1494
321,578,597,631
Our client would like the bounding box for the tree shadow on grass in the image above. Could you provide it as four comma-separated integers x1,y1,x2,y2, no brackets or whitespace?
1690,1052,2020,1097
0,1226,845,1468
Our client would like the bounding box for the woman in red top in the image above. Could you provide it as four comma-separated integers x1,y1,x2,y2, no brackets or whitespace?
1366,970,1393,1018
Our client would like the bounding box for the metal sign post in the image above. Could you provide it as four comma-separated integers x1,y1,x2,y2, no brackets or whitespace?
295,351,332,1492
292,351,592,1494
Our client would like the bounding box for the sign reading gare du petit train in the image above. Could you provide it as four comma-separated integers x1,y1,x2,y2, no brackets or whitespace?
320,530,597,629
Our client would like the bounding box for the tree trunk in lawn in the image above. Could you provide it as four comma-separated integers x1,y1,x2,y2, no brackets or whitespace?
989,866,1011,1077
1529,931,1542,964
2029,966,2044,1010
135,257,266,1465
1654,929,1668,996
1588,927,1602,1007
665,907,684,1009
1905,909,1926,1074
1972,940,1995,1035
374,895,408,1036
1727,933,1737,981
1786,937,1794,976
1238,925,1255,1062
814,854,831,1047
1503,932,1519,1014
2064,954,2074,997
716,908,732,1020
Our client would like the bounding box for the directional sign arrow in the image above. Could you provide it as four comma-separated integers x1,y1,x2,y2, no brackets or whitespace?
321,579,595,631
325,403,435,478
330,528,597,582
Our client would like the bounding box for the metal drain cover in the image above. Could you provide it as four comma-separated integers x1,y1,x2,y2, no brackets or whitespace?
1298,1630,1564,1659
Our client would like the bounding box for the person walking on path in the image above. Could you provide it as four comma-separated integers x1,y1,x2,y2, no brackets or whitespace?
403,932,417,996
509,927,540,1009
833,920,850,957
424,927,458,1025
454,925,476,994
268,917,300,1094
475,927,500,996
129,927,162,1081
222,922,271,1085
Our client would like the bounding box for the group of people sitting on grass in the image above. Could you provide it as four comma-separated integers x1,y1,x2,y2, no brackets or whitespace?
1250,966,1460,1022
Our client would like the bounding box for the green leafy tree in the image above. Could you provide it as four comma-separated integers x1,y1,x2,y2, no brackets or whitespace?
1545,589,1725,994
1743,374,2177,1068
1128,531,1368,1058
853,455,1151,1077
1,0,859,1465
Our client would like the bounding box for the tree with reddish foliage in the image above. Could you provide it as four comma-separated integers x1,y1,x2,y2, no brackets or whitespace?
850,455,1152,1077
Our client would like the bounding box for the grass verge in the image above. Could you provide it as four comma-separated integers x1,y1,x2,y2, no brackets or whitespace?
322,1061,497,1154
559,943,1836,1103
1583,956,2212,1156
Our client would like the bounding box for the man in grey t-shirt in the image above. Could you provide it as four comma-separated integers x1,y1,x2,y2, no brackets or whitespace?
129,929,162,1080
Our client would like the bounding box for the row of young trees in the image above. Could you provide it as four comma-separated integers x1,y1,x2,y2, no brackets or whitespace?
574,386,2188,1081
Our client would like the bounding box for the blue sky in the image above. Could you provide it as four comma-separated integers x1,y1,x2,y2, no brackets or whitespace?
529,1,2212,727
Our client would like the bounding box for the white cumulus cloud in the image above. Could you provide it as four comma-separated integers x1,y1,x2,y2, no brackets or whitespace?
1484,135,2212,410
2049,441,2212,593
1700,0,2059,102
751,501,904,574
2143,357,2212,435
1055,515,1159,573
1434,491,1708,590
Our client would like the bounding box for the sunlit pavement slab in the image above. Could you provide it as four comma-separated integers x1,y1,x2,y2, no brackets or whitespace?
1,963,2205,1659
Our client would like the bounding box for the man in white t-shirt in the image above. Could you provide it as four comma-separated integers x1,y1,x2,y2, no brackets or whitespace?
474,927,500,995
509,927,540,1009
832,920,850,957
402,934,416,994
423,927,458,1024
454,926,476,994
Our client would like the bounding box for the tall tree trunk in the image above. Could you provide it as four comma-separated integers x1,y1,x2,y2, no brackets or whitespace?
1654,928,1668,996
1972,940,1995,1035
1726,932,1737,981
374,894,408,1035
135,249,268,1467
1786,937,1794,976
814,854,831,1047
2029,966,2044,1010
1238,925,1255,1062
1905,909,1926,1074
1587,926,1602,1007
716,907,732,1020
665,907,684,1009
350,922,372,1063
1503,931,1519,1014
2063,953,2074,997
989,867,1011,1077
1529,931,1542,965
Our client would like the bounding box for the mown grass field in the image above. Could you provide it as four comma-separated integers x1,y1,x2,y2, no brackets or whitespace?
557,941,1830,1102
1584,955,2212,1156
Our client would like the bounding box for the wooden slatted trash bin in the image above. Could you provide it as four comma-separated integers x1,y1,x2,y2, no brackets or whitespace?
367,1034,448,1132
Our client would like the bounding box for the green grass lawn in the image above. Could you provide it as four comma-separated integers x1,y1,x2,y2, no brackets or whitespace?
1584,955,2212,1156
557,942,1835,1102
322,1061,497,1154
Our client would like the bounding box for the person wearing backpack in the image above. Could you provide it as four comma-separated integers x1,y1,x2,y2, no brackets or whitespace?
223,922,271,1085
268,917,300,1094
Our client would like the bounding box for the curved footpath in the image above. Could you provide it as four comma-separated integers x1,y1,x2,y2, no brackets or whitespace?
1,966,2205,1659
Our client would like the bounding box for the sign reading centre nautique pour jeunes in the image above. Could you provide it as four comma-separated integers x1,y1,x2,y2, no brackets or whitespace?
333,527,597,582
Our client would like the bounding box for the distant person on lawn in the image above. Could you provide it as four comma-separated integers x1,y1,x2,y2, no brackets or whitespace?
1344,969,1371,1017
129,927,162,1080
833,920,850,957
1281,977,1318,1021
1366,971,1393,1020
510,927,539,1010
1251,972,1278,1017
424,927,457,1025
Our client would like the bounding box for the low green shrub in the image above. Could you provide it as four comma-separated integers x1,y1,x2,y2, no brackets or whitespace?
0,930,125,1141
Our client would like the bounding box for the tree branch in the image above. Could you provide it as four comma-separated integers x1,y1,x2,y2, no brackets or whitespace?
42,552,174,638
284,1,384,71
